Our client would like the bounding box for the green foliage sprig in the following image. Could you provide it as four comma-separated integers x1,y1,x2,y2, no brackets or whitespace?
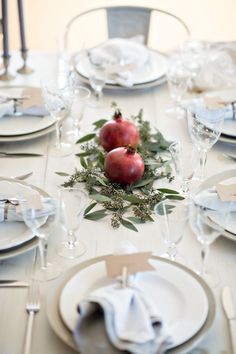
57,108,182,232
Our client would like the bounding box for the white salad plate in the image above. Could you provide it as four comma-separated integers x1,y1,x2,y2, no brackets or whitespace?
73,49,168,90
199,169,236,241
47,256,216,354
0,177,48,251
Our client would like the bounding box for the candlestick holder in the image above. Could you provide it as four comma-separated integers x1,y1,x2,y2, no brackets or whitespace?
17,50,34,74
0,56,15,81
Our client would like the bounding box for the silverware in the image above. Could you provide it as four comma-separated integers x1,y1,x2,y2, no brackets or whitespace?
218,153,236,162
0,280,28,287
221,286,236,354
0,152,43,157
23,279,40,354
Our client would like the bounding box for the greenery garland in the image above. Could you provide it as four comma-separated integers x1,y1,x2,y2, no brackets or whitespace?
57,107,182,232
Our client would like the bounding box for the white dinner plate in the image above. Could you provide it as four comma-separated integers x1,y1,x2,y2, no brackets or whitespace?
219,134,236,145
47,255,216,354
0,86,55,136
0,177,48,250
74,49,168,88
59,258,208,349
204,89,236,138
199,169,236,241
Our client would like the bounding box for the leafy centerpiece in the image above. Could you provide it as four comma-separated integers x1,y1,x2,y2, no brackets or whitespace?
58,106,182,232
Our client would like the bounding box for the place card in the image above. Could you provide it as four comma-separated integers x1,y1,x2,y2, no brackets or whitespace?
22,87,44,109
216,183,236,201
204,97,226,109
105,252,154,279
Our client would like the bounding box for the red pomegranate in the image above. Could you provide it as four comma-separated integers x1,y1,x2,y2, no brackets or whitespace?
104,146,145,185
99,110,139,152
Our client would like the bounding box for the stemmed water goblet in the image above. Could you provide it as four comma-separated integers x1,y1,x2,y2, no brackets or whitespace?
42,84,73,157
58,186,89,259
187,110,224,180
154,198,189,263
169,141,199,197
189,201,230,287
19,196,61,281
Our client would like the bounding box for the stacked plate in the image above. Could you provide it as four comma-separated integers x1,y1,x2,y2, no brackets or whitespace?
198,169,236,242
0,86,55,143
73,48,168,90
0,177,48,259
204,89,236,145
47,255,216,353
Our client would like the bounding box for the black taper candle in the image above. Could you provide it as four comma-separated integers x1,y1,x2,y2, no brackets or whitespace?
1,0,9,58
17,0,27,52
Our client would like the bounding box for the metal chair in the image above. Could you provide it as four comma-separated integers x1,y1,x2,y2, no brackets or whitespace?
63,6,190,54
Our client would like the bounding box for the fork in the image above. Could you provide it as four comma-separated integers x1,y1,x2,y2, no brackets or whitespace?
23,280,40,354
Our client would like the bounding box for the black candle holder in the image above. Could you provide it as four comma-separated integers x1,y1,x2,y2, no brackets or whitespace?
0,56,15,81
17,49,34,74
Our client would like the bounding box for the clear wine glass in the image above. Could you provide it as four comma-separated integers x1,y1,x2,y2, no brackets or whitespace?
19,196,61,281
154,198,189,263
58,186,89,259
42,84,73,157
187,110,224,180
169,141,199,197
189,201,230,287
166,57,190,119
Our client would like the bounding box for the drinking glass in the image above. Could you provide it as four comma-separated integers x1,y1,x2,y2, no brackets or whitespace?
58,186,88,259
42,85,73,157
69,84,91,141
166,57,190,119
189,201,230,287
19,196,61,281
154,198,189,263
187,110,224,180
169,141,199,196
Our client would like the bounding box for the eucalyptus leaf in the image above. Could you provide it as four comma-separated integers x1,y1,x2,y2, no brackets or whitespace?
84,202,97,215
96,176,107,186
166,194,185,200
76,151,93,157
55,171,70,177
76,133,96,144
158,188,180,195
123,194,142,204
80,156,88,169
93,119,108,130
90,194,112,202
84,209,107,220
127,217,146,224
132,178,154,188
120,219,138,232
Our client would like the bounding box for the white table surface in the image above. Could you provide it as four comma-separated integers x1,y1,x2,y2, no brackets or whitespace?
0,51,235,354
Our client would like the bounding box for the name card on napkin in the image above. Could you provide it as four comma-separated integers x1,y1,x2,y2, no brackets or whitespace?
21,87,44,109
216,183,236,201
204,97,226,109
105,252,154,278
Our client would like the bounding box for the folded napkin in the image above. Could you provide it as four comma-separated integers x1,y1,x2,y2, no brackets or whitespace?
0,87,47,118
194,187,236,212
73,241,171,354
88,37,149,87
192,42,236,92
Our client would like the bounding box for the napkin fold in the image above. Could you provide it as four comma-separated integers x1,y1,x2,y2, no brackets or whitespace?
194,187,236,212
0,100,47,118
88,37,149,87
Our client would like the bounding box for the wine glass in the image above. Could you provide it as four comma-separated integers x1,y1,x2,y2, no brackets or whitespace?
169,141,199,197
19,196,61,281
166,57,190,119
187,110,224,180
42,84,73,157
154,198,189,263
189,201,230,287
68,81,91,141
58,186,89,259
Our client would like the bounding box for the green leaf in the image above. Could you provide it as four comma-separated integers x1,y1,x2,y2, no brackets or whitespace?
90,194,112,202
166,194,185,200
76,151,93,157
55,171,70,177
76,133,96,144
93,119,108,130
84,209,107,221
80,156,88,169
84,202,97,215
98,152,105,167
132,178,154,188
123,194,142,204
157,188,180,195
127,217,146,224
96,176,107,186
120,219,138,232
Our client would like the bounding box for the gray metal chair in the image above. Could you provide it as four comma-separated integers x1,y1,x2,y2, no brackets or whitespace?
64,6,190,53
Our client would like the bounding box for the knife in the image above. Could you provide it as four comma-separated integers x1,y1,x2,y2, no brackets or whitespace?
0,280,29,288
222,286,236,354
0,152,43,157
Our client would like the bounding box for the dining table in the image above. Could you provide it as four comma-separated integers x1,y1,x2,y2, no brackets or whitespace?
0,50,235,354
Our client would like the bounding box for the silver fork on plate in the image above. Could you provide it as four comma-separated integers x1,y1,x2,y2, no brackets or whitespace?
23,279,40,354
